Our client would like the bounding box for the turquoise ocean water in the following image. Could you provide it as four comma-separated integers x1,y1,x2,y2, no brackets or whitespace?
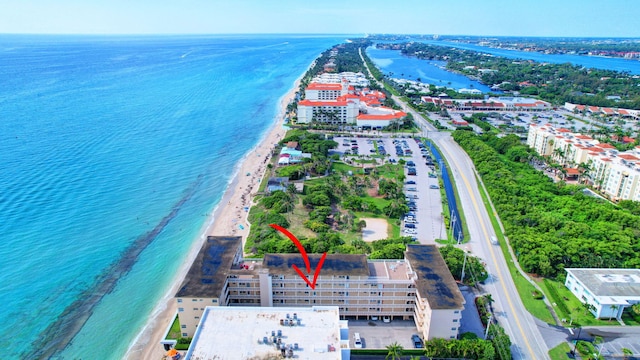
0,34,346,359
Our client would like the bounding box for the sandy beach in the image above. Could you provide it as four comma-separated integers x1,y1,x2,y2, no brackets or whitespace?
124,80,299,360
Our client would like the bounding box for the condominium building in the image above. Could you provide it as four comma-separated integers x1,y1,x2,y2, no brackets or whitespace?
175,236,464,341
313,71,370,87
527,124,640,201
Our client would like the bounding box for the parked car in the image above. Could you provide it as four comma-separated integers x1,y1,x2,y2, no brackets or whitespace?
354,333,363,348
412,334,423,349
407,187,417,192
405,223,416,229
429,185,439,189
383,316,391,323
405,180,416,185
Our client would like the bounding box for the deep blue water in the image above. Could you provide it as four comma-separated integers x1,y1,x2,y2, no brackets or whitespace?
366,47,494,93
0,34,345,359
404,39,640,75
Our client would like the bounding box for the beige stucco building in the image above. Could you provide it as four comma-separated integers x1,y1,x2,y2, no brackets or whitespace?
175,236,464,342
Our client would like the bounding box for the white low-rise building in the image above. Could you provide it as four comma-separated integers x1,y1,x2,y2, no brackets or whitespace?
184,306,349,360
565,268,640,320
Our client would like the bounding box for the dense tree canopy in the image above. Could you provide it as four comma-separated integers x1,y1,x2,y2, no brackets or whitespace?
453,130,640,278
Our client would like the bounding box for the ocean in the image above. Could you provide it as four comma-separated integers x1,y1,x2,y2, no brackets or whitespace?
0,34,346,359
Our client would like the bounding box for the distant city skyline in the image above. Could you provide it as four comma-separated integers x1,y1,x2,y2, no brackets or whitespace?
1,0,639,38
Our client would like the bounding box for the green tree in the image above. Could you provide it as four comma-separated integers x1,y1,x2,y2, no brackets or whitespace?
385,342,403,360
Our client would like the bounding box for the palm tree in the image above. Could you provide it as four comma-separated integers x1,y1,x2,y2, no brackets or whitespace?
582,302,596,318
622,347,633,359
385,342,404,360
609,304,619,321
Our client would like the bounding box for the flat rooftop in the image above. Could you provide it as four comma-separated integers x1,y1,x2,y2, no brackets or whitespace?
405,245,465,309
567,268,640,298
368,260,411,281
175,236,242,298
263,253,370,277
185,306,345,360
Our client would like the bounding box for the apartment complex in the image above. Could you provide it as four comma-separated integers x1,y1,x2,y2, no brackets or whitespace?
184,306,349,360
527,124,640,201
565,268,640,320
175,236,464,341
296,75,406,127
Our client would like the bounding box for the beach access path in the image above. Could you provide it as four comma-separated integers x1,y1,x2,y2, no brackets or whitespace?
124,82,298,360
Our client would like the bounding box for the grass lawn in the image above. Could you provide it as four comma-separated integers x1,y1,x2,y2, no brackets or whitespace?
476,176,556,325
538,279,611,326
166,315,181,340
621,310,640,326
548,342,572,360
331,161,359,175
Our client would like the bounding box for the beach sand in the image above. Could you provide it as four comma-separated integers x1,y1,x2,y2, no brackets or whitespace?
124,80,298,360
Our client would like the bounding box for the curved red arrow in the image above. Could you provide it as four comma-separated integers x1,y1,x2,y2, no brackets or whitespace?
269,223,327,290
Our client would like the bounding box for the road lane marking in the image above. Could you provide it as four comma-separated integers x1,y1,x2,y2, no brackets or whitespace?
440,140,541,359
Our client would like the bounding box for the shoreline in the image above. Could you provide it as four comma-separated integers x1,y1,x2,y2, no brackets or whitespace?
124,77,300,360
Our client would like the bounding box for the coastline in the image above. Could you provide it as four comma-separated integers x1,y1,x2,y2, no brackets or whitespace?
124,78,300,360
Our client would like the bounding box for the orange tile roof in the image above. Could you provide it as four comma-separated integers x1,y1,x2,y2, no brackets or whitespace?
618,109,630,115
602,108,614,114
619,154,639,161
576,105,586,110
575,135,592,140
357,111,407,120
298,99,348,106
558,128,571,133
565,168,580,175
596,143,616,149
306,82,343,91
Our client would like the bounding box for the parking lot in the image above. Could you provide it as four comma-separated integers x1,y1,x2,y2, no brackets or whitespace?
348,319,419,349
333,136,446,243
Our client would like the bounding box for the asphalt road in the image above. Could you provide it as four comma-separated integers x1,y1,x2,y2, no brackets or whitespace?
394,94,550,360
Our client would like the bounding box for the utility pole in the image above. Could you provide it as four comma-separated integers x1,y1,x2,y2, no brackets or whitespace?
460,251,468,284
450,211,457,243
484,314,493,340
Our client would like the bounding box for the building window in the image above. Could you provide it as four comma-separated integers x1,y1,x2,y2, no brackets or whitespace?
451,327,457,331
178,308,184,312
212,299,217,303
181,325,186,329
182,333,188,337
453,319,458,322
192,299,198,302
454,310,460,314
177,299,183,303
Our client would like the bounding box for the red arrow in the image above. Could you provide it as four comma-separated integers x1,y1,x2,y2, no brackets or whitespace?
269,223,327,290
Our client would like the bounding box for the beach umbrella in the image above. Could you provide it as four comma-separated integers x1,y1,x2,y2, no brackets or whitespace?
167,348,178,357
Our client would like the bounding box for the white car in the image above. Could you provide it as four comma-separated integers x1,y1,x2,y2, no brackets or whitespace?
383,316,391,323
354,333,363,348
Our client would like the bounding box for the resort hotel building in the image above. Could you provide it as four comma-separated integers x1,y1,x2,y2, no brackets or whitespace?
527,124,640,201
565,268,640,320
296,73,406,128
174,236,464,342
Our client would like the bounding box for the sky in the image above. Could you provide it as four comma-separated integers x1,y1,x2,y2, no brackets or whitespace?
1,0,639,38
